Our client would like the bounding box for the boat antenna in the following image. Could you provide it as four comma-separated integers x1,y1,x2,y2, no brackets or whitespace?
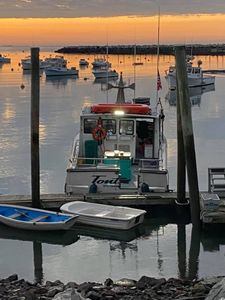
155,5,161,109
133,44,136,100
106,42,109,103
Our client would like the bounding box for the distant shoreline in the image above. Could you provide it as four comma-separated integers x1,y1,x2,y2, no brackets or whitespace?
55,44,225,55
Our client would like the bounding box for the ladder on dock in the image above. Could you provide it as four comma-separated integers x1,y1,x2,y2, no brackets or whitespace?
208,168,225,192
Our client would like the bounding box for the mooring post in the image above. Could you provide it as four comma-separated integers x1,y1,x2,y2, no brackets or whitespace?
31,47,41,208
175,45,200,229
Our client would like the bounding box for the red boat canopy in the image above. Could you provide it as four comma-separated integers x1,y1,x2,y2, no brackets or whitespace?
91,103,151,115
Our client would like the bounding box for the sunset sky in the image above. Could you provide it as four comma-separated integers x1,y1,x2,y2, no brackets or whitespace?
1,0,225,46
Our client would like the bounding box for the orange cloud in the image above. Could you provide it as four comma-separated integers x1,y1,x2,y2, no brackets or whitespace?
0,14,225,46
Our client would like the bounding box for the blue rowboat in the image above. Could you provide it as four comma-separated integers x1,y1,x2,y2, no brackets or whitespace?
0,204,78,231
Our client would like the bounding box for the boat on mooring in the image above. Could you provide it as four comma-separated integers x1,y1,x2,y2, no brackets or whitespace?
0,54,11,63
60,201,146,230
65,73,169,195
45,66,79,77
165,56,215,90
0,204,78,231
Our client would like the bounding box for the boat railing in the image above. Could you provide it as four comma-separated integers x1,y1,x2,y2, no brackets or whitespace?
139,158,164,170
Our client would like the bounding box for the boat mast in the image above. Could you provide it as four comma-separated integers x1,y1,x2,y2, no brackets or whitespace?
133,44,136,100
156,5,161,105
106,43,109,103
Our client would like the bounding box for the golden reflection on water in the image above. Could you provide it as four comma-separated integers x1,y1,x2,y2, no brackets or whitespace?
1,102,16,122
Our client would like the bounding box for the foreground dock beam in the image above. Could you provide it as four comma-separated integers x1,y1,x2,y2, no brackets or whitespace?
175,46,200,229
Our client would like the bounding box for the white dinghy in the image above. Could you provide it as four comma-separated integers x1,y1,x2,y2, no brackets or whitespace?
60,201,146,230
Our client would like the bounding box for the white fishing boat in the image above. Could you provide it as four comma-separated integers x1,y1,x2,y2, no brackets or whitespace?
44,55,67,68
21,57,47,70
92,58,111,68
92,67,118,79
60,201,146,230
79,58,89,66
0,204,78,231
0,54,11,63
65,73,169,195
45,66,79,77
165,56,215,90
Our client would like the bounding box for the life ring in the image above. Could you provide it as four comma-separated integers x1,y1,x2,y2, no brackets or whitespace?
92,126,107,142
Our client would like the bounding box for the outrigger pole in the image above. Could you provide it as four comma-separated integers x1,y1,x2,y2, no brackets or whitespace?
107,72,135,104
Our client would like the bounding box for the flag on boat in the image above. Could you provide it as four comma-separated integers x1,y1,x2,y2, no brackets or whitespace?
157,70,162,90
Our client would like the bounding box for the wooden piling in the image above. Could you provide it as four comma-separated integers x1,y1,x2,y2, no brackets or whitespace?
31,48,41,208
175,46,200,229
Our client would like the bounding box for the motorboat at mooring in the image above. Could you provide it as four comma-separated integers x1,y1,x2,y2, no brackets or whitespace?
92,58,111,68
165,56,215,90
0,54,11,63
60,201,146,230
92,67,119,79
79,58,89,66
65,73,169,195
45,67,79,77
0,204,78,231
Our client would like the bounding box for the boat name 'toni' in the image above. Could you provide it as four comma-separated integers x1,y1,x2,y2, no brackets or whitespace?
92,175,120,185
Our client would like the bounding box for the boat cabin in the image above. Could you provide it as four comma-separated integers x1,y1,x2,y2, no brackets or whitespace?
79,104,160,163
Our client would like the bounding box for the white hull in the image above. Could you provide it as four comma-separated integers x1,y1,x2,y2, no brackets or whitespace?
166,73,215,90
61,201,146,230
92,69,118,79
45,67,78,77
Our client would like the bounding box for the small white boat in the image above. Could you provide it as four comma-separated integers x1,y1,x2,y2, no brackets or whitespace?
21,57,47,70
165,56,215,90
0,54,11,63
44,55,67,68
0,204,78,231
79,58,89,66
92,67,118,79
45,67,79,77
92,58,111,68
60,201,146,230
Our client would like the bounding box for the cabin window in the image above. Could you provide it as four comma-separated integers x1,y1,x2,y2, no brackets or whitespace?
102,119,116,134
84,118,97,133
84,118,116,134
119,120,134,135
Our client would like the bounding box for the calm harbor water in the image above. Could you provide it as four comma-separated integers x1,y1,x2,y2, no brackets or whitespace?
0,47,225,283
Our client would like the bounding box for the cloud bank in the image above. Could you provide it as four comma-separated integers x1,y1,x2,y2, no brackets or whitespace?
1,0,225,18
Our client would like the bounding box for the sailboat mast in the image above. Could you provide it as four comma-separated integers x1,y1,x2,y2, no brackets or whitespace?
156,6,160,103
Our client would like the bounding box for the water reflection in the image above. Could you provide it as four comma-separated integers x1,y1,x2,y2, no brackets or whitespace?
0,223,79,246
93,77,118,85
45,75,78,88
165,84,215,107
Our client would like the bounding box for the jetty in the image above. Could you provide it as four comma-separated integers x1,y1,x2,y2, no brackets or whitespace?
55,44,225,56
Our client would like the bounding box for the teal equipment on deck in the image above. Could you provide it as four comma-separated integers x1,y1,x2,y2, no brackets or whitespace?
85,140,98,163
104,151,132,181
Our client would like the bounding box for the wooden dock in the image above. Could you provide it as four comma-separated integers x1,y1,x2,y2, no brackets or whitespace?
0,192,179,209
1,192,225,226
